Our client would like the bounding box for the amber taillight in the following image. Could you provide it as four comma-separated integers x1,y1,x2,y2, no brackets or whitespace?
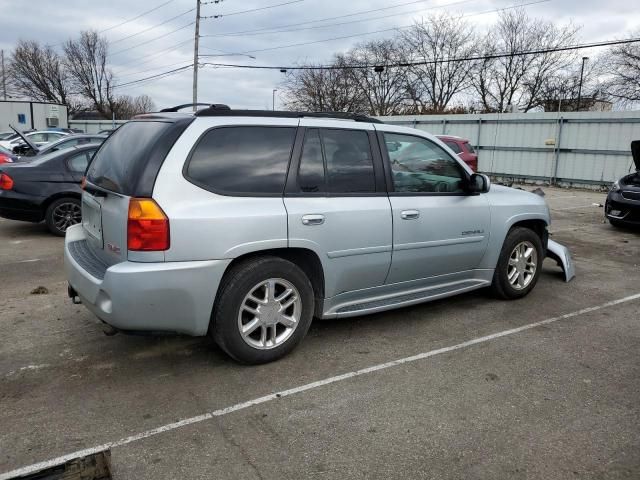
127,198,170,251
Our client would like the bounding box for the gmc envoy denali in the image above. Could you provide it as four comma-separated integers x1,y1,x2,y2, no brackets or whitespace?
64,105,574,364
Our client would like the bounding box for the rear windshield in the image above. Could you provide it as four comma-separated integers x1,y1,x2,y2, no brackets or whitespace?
86,121,172,195
464,142,475,153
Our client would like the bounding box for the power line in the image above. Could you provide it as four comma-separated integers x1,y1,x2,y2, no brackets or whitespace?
209,0,481,38
113,38,193,69
100,0,176,33
111,21,195,56
201,0,439,37
113,64,194,88
201,0,304,19
111,7,196,44
200,37,640,71
199,0,548,56
116,60,194,79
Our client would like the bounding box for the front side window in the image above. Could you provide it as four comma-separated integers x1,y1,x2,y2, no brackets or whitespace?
296,128,376,194
187,126,296,194
384,133,465,194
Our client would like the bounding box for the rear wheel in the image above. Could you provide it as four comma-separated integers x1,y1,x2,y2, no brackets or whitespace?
211,256,314,364
45,197,81,236
490,227,543,299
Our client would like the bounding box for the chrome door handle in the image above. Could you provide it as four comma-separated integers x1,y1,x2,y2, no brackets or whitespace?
401,210,420,220
302,214,325,226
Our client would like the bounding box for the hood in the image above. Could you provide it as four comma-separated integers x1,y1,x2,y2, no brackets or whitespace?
10,125,40,153
631,140,640,171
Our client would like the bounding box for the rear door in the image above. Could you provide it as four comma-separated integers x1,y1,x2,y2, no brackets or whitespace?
83,120,190,265
284,120,392,298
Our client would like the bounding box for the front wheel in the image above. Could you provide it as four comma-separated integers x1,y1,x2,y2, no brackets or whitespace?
211,256,314,364
45,197,81,236
490,227,544,299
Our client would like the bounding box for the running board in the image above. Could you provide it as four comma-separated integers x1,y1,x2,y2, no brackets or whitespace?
331,279,490,318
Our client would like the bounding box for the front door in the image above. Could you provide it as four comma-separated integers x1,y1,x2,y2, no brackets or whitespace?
284,122,392,298
380,130,490,284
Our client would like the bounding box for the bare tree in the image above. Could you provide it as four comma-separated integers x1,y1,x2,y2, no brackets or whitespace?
602,34,640,105
471,9,579,112
283,55,366,112
10,40,82,111
111,94,156,119
400,13,477,113
64,31,115,118
346,39,409,116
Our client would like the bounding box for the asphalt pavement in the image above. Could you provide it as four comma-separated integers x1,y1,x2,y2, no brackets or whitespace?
0,186,639,479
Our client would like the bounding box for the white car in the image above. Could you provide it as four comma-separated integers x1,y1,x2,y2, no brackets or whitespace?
0,130,69,151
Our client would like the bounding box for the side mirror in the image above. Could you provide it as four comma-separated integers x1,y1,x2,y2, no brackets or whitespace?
468,173,490,194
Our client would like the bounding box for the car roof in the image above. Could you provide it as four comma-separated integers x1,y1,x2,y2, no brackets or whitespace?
436,135,467,141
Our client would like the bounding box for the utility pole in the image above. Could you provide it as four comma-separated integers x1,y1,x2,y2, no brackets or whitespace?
1,50,6,100
192,0,201,111
576,56,588,112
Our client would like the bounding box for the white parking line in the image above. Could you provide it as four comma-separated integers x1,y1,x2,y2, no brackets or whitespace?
553,204,603,211
2,292,640,480
0,258,41,265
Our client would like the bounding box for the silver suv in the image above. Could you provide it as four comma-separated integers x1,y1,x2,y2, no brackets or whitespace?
64,106,574,364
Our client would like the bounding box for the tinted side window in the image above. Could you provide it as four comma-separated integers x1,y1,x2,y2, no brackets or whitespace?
67,151,90,172
187,126,295,194
384,133,465,193
444,140,462,154
322,129,375,193
298,129,325,193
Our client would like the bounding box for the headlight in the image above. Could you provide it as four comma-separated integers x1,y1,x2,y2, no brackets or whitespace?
610,180,620,192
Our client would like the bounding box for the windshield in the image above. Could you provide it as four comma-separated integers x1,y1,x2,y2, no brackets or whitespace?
86,121,173,195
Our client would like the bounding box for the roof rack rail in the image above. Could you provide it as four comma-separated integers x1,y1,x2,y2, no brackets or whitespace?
193,108,383,124
159,103,230,112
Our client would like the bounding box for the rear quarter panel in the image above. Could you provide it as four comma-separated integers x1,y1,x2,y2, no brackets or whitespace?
152,117,296,262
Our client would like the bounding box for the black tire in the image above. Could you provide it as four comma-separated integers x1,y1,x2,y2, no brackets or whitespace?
211,256,315,364
490,227,544,300
45,197,82,236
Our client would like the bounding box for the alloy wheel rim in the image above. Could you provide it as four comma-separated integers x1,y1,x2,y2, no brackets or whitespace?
52,202,81,232
507,240,537,290
237,278,302,350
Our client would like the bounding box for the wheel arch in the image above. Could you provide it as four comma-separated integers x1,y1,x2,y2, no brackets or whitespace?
42,191,82,214
218,247,326,316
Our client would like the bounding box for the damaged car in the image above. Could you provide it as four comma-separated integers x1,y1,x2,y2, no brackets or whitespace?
605,140,640,228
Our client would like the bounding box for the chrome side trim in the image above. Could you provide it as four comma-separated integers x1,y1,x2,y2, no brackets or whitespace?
394,235,484,252
327,244,392,259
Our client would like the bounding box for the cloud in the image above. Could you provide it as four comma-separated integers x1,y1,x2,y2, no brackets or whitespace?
1,0,638,109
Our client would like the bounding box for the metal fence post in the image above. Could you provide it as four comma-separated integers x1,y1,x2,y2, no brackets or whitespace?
476,118,482,150
442,119,447,135
552,117,564,185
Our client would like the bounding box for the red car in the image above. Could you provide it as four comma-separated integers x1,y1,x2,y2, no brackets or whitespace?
437,135,478,172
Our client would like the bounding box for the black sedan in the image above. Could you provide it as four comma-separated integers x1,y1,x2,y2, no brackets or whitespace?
605,140,640,228
0,144,98,236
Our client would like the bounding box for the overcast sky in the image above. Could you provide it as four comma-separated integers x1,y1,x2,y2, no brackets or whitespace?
0,0,638,110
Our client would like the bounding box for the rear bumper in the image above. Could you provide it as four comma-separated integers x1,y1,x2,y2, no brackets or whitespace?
0,192,44,222
64,224,231,336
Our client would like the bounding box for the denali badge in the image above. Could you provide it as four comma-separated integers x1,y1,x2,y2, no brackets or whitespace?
461,229,484,235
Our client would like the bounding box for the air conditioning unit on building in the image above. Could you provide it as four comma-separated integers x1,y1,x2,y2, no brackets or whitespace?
46,117,59,127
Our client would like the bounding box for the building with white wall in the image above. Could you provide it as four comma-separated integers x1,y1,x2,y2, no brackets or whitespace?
0,100,68,131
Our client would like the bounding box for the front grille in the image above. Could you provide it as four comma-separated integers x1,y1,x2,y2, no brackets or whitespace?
68,240,110,280
621,190,640,201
